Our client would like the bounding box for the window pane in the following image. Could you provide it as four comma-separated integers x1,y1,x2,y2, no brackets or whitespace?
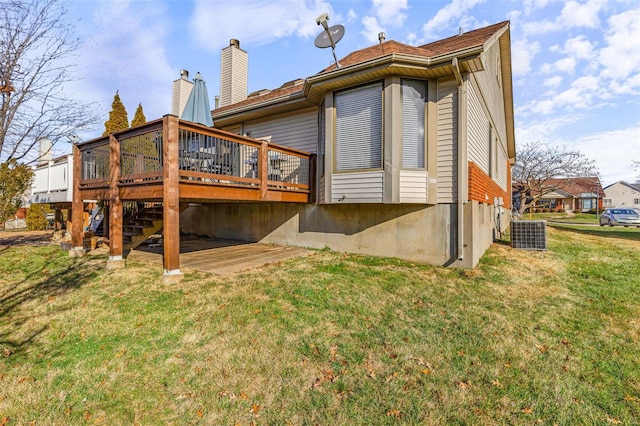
335,84,382,171
402,80,426,168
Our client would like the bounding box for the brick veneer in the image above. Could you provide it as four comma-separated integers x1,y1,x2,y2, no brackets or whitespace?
468,161,511,208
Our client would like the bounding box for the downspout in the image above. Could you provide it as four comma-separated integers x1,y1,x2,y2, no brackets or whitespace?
452,57,464,262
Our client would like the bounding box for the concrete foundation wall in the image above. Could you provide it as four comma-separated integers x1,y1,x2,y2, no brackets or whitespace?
180,202,502,268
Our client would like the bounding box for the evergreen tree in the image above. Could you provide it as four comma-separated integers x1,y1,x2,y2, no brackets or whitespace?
103,91,129,136
131,103,147,127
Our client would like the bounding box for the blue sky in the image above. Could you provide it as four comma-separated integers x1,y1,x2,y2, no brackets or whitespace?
64,0,640,185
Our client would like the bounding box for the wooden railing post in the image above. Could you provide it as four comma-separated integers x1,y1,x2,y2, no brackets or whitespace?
106,134,125,269
260,140,269,200
162,115,182,283
69,144,86,257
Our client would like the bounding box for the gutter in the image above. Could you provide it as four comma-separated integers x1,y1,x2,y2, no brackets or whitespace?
453,57,464,262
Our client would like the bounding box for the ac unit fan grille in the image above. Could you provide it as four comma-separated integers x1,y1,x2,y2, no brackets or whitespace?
510,220,547,250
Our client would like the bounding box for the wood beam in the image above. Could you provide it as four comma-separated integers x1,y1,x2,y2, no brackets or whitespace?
162,115,182,281
70,145,85,257
260,140,268,200
107,134,125,269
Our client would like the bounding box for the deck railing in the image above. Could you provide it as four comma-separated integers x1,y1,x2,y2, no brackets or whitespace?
77,117,312,198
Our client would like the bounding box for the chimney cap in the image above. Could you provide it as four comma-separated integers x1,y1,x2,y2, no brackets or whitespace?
180,69,189,79
378,32,386,43
230,39,240,48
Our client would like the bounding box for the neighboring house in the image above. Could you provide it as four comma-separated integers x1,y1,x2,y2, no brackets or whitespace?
539,177,604,212
603,181,640,209
71,20,516,277
181,21,515,269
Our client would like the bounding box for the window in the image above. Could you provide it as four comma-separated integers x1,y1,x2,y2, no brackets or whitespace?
634,198,640,205
335,83,383,171
604,198,612,207
402,79,426,168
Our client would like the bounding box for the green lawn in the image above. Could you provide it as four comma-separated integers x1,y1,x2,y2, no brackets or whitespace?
1,225,639,424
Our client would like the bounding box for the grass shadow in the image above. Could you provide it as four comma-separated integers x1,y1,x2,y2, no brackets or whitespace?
548,223,640,242
0,250,101,356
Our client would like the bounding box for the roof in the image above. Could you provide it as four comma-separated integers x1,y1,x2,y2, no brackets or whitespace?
544,177,605,197
604,180,640,192
322,20,509,72
213,21,510,115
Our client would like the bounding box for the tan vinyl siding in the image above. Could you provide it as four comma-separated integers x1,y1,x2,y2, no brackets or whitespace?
497,144,508,190
436,78,458,203
220,124,242,135
172,79,193,117
245,109,317,153
474,42,507,152
400,170,428,203
331,171,384,203
467,82,490,175
220,45,248,108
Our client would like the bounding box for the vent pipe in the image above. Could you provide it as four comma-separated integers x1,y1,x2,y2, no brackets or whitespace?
378,32,386,44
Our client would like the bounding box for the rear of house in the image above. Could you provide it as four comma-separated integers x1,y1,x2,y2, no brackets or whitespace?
180,21,516,268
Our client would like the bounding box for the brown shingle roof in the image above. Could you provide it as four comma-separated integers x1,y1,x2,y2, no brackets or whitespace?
545,177,604,196
213,21,509,115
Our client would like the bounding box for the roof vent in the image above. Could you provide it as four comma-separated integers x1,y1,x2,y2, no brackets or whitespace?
230,38,240,49
248,88,271,98
180,69,189,80
378,32,386,43
281,78,304,88
458,27,463,35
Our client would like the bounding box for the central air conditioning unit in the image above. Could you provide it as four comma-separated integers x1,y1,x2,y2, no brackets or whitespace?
510,220,547,250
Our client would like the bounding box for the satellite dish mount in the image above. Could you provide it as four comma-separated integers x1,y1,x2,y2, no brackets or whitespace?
314,13,344,68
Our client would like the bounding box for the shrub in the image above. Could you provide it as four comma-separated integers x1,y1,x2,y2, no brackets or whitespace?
26,204,52,230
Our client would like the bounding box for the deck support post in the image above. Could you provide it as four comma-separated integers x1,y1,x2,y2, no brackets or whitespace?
260,140,268,200
162,115,183,283
70,145,86,257
106,134,125,269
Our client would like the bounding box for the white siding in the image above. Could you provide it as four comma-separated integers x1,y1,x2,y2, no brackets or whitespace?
246,109,317,153
49,162,69,191
437,79,458,203
332,171,383,203
400,170,428,203
467,82,490,175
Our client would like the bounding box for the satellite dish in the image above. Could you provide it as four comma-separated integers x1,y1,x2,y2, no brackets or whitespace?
314,24,345,48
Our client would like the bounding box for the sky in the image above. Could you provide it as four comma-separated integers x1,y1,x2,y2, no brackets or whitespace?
61,0,640,186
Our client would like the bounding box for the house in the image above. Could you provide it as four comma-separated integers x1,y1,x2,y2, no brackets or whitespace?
71,20,515,279
538,177,604,212
603,181,640,210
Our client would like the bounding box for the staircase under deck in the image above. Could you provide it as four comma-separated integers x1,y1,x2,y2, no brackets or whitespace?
71,116,315,281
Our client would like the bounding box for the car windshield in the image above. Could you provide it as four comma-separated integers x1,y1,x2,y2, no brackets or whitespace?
611,209,637,215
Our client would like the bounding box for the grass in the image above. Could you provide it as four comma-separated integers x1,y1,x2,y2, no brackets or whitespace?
523,211,601,224
1,225,639,424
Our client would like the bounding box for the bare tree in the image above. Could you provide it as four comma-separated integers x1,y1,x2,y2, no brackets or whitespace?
512,141,597,214
0,0,96,164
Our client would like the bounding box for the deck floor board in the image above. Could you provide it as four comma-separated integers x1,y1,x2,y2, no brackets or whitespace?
127,238,313,275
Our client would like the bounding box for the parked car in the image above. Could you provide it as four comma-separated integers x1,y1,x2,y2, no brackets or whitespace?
599,208,640,227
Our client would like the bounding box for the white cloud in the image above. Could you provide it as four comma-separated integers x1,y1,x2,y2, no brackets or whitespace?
570,125,640,184
523,0,607,35
361,16,384,44
543,76,563,87
190,0,335,51
420,0,487,40
555,57,577,74
598,8,640,81
69,1,174,124
563,35,596,60
371,0,408,27
347,9,358,23
558,0,605,29
511,39,540,77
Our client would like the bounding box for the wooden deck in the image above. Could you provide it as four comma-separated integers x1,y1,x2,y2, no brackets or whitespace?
72,116,315,279
127,239,313,275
